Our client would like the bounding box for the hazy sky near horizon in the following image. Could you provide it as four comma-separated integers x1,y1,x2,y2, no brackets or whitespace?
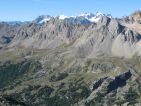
0,0,141,21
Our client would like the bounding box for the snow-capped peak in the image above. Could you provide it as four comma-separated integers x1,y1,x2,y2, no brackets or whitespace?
59,15,68,20
88,12,105,23
35,12,112,24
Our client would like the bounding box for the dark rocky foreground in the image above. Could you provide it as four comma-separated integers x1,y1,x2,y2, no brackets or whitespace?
0,56,141,106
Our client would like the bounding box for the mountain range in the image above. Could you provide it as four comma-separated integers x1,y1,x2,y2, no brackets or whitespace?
0,11,141,106
1,11,141,58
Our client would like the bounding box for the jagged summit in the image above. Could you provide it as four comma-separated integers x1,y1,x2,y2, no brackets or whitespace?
131,10,141,18
130,10,141,22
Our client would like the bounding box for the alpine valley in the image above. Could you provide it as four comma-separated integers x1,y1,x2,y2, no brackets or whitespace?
0,11,141,106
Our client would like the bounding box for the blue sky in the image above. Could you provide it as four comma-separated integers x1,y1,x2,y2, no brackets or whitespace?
0,0,141,21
